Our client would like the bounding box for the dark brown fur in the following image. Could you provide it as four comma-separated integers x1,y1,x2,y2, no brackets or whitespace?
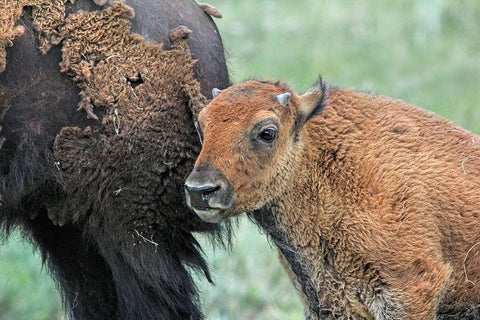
186,80,480,319
0,1,230,319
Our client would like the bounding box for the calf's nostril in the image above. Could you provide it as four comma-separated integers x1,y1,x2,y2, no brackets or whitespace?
185,184,219,194
185,184,221,209
201,185,220,200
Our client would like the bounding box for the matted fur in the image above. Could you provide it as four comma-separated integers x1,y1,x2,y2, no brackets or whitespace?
0,0,71,72
188,79,480,319
0,1,230,319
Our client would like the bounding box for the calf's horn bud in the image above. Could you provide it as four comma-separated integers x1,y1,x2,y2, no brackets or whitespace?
276,92,291,106
212,88,222,98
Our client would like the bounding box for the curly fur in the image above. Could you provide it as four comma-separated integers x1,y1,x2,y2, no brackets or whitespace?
189,79,480,319
0,1,230,319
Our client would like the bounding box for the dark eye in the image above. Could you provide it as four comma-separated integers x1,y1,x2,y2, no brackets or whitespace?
258,128,277,143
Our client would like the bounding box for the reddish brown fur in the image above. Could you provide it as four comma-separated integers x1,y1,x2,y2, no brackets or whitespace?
188,80,480,319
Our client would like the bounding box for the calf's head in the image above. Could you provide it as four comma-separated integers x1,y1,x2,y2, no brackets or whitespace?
185,80,326,222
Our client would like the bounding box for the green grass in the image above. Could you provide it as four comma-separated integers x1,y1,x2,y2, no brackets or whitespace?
1,0,479,319
212,0,480,131
196,218,304,320
0,233,62,320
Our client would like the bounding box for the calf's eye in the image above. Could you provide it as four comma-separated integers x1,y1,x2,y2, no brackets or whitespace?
258,128,277,143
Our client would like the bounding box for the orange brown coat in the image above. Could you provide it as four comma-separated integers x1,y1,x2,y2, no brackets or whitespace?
185,80,480,319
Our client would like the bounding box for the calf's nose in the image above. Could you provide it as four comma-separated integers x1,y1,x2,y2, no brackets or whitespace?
184,184,221,210
184,163,234,216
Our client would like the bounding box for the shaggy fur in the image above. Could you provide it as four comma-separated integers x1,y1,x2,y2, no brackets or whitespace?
0,0,70,70
186,79,480,319
0,1,230,319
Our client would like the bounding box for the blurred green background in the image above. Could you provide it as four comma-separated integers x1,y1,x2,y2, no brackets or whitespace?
1,0,479,319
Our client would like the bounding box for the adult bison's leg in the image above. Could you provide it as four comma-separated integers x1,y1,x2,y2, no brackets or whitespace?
27,209,117,320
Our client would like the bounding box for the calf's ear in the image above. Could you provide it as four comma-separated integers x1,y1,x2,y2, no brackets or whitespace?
297,79,327,128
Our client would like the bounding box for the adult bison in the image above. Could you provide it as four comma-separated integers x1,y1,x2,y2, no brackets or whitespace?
0,1,229,319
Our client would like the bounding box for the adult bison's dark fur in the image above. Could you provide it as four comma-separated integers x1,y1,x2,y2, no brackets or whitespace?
0,1,230,319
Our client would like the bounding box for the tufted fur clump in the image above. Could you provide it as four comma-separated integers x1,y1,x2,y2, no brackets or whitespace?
58,2,204,121
186,79,480,319
53,3,209,230
0,0,71,72
198,3,223,18
0,0,230,319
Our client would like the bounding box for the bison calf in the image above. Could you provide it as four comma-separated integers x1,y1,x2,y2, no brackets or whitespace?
185,79,480,319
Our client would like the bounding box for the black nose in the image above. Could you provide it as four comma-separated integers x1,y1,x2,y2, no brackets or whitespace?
185,163,234,212
185,184,221,210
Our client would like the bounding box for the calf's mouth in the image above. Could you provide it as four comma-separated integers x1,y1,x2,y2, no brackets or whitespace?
184,163,234,223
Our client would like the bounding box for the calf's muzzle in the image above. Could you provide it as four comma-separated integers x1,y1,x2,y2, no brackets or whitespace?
185,163,234,223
